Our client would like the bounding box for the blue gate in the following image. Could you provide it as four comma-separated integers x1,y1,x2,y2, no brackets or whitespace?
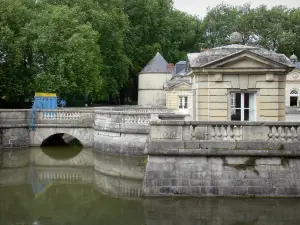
31,93,57,131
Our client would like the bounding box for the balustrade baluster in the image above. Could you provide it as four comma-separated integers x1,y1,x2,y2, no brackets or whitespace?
286,126,293,142
228,125,234,140
222,125,228,140
234,126,241,140
216,125,222,140
210,125,216,140
273,126,280,142
279,126,286,142
293,126,299,141
191,125,197,140
268,126,273,141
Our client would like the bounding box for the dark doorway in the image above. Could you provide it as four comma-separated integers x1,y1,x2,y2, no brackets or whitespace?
290,97,298,106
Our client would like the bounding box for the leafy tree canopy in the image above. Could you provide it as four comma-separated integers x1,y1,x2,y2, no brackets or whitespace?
1,1,300,107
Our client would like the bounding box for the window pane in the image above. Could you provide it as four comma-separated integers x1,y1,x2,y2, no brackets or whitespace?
235,93,241,108
249,109,255,121
231,108,241,121
244,93,249,108
179,97,182,109
249,93,255,109
244,109,249,121
184,97,188,109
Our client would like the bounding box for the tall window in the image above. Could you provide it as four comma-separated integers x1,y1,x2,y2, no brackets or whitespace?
231,92,255,121
179,96,188,109
290,90,298,107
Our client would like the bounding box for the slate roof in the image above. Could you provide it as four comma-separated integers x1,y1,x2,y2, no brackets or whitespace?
140,52,171,74
187,44,295,68
174,61,187,75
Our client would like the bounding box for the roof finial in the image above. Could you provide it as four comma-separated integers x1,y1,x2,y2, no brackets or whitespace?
290,51,298,62
230,32,243,44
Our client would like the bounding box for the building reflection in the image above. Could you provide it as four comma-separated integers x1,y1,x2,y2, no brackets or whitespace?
0,147,145,198
1,148,300,225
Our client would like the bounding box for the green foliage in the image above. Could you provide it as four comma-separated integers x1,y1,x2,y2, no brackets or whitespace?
1,1,300,106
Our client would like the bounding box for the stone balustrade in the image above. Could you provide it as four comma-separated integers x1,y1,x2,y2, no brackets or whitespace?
95,106,174,113
0,109,95,128
150,120,300,143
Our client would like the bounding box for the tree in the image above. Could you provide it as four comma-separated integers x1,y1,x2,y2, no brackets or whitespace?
26,3,102,101
0,0,34,104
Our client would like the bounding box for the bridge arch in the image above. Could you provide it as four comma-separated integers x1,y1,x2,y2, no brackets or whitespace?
30,127,93,148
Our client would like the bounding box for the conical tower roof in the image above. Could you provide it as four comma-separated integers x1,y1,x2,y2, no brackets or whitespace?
140,52,171,74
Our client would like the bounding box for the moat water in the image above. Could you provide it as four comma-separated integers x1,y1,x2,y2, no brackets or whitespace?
1,147,300,225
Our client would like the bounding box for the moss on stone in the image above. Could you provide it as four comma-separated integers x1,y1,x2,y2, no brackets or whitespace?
231,157,260,176
281,158,289,167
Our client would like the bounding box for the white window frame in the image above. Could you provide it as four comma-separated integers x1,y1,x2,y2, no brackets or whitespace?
178,96,188,109
230,92,256,121
230,93,236,107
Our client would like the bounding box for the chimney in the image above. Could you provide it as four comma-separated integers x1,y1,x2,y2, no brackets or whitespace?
168,63,175,73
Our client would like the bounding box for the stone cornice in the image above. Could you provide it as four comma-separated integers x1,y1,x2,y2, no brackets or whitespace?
191,68,288,74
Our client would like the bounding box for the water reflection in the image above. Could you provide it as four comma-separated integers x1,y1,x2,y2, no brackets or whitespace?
1,148,300,225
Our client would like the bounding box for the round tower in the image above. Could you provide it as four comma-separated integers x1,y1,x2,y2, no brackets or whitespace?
138,52,172,106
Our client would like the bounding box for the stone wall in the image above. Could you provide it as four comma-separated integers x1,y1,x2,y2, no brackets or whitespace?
143,119,300,197
0,110,30,148
143,156,300,197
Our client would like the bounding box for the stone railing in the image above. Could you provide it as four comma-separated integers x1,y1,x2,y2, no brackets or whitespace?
94,111,151,134
35,109,94,127
0,109,95,128
0,109,31,127
94,107,175,134
95,106,174,113
150,120,300,143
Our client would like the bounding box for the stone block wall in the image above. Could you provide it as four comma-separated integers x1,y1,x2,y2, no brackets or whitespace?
1,127,30,148
143,156,300,197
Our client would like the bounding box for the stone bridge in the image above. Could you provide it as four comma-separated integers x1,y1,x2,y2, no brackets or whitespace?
0,109,95,148
3,107,300,197
0,107,173,154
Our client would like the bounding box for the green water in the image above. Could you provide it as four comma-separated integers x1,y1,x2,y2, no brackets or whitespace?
1,147,300,225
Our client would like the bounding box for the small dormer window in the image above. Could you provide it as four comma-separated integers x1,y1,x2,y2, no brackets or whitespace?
179,96,188,109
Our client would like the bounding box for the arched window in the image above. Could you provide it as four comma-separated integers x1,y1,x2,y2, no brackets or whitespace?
290,90,299,106
290,90,298,95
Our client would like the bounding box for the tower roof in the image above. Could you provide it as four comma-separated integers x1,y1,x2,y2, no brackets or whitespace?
140,52,171,74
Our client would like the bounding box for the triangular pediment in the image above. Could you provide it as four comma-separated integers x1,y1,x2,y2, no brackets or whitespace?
166,82,192,90
202,50,286,69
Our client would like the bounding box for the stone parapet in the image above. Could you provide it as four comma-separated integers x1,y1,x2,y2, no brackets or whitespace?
144,119,300,197
93,107,175,155
149,120,300,142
